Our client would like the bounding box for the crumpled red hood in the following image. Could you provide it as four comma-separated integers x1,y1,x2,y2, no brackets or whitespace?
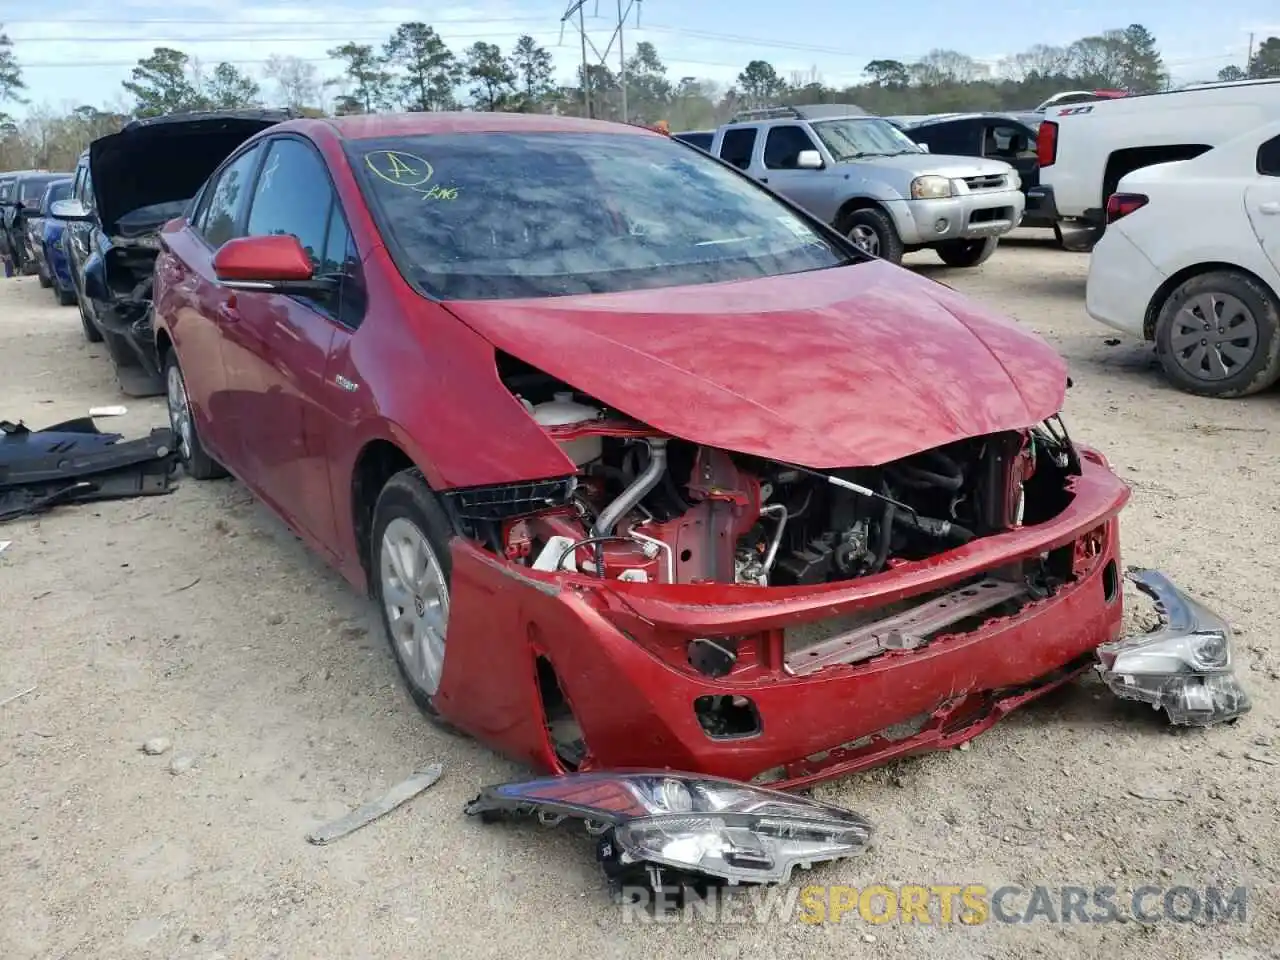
445,260,1067,468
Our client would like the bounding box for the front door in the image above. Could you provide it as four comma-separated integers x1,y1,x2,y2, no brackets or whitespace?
758,124,837,221
218,136,364,553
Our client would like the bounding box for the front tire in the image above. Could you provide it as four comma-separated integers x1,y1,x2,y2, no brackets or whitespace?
935,236,999,268
77,290,104,343
372,470,456,719
1153,270,1280,398
163,350,227,479
842,207,904,264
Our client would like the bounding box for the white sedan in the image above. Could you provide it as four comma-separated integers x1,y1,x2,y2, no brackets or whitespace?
1085,120,1280,397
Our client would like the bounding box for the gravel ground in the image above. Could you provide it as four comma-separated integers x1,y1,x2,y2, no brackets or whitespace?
1,233,1278,960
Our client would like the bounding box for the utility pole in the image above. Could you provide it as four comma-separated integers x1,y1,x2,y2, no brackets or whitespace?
1247,32,1255,76
617,0,628,122
560,0,639,122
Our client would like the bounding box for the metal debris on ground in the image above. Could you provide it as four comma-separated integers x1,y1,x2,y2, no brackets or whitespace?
306,763,444,845
0,685,36,708
0,417,179,522
88,406,128,417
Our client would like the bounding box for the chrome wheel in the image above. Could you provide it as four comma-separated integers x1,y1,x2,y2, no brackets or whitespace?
1168,292,1258,382
848,224,880,256
380,517,449,696
166,363,193,461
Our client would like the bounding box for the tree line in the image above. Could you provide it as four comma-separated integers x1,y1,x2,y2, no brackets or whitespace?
2,18,1278,172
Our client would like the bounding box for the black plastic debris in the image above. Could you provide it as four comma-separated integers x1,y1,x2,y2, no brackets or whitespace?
0,417,179,522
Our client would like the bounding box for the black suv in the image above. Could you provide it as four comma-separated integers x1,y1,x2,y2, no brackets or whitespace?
52,109,297,396
1,171,73,274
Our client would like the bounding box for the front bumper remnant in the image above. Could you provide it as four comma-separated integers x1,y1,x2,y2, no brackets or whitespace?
1095,569,1251,726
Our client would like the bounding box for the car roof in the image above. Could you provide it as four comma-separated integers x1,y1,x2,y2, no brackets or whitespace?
315,111,658,141
897,112,1027,128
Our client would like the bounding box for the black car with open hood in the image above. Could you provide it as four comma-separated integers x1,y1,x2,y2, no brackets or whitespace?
54,109,296,396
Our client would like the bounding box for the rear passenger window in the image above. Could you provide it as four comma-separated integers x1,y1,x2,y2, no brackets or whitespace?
1259,136,1280,177
198,144,264,248
764,125,818,169
719,128,758,170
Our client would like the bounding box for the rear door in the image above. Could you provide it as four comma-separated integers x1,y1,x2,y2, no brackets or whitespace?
220,135,366,552
164,142,268,467
1245,133,1280,280
716,126,759,174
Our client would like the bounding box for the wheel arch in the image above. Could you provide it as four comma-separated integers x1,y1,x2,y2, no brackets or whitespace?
1143,262,1279,341
350,437,422,590
1103,144,1211,207
835,195,893,230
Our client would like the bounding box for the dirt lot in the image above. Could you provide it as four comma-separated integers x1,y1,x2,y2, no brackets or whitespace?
2,233,1278,960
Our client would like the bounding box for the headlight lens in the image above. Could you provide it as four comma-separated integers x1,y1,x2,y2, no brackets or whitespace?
1009,170,1021,190
910,175,953,199
466,772,873,884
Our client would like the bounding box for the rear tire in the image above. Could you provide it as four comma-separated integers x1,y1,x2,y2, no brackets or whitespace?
163,349,228,479
37,264,52,288
56,284,77,307
1153,270,1280,398
842,207,904,264
371,469,457,721
935,236,999,268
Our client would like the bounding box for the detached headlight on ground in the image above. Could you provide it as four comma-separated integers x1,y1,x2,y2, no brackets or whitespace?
1096,569,1251,726
910,175,953,199
465,772,872,887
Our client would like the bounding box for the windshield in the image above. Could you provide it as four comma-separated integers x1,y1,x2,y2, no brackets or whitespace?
351,131,852,300
42,180,72,212
811,118,924,161
20,176,66,203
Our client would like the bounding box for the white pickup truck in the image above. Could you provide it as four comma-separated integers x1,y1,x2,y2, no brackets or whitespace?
1030,78,1280,248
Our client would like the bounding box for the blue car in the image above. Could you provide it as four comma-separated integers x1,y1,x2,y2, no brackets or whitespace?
31,178,76,305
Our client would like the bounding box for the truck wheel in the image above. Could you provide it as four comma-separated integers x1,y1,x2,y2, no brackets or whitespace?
842,208,904,264
935,237,999,268
1153,270,1280,398
372,469,456,720
164,349,228,480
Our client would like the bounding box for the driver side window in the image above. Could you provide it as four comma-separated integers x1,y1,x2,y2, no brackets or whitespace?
764,125,818,170
243,137,365,328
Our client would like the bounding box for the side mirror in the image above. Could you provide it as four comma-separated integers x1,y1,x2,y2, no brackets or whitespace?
796,149,824,169
50,198,92,221
212,234,334,293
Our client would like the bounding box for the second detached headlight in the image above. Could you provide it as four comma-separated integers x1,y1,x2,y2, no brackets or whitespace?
465,772,873,885
910,174,954,199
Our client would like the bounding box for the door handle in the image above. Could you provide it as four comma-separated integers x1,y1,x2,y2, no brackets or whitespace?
216,297,240,323
1259,201,1280,215
759,177,769,183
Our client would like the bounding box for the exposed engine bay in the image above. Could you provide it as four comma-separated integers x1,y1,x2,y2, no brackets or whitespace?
447,359,1082,591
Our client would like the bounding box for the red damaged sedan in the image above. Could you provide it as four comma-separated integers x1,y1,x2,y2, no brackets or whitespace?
152,112,1131,789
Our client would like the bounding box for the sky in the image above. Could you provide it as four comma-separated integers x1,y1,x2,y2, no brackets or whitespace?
1,0,1277,115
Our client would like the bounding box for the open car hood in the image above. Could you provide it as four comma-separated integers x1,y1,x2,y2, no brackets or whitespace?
446,260,1068,468
89,109,295,237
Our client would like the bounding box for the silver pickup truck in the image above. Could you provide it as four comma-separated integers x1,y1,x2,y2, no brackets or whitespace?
706,104,1025,267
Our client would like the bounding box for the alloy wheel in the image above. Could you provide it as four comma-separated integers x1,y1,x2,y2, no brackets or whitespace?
379,517,450,696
